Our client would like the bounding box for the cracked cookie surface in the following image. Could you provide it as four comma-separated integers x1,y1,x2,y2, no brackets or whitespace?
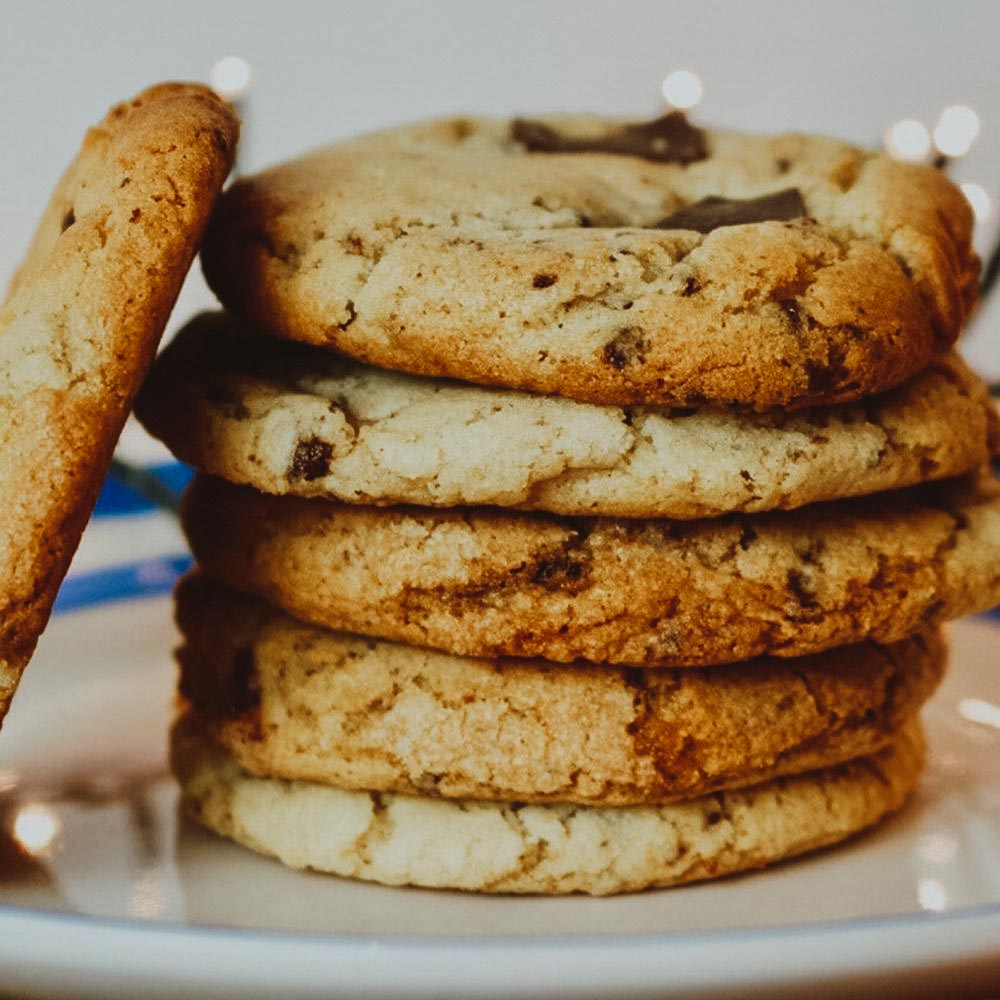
171,713,924,895
0,84,238,726
183,473,1000,668
176,574,944,806
137,312,999,518
200,114,977,410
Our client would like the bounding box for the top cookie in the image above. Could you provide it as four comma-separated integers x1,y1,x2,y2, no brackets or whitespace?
200,113,977,410
0,83,239,726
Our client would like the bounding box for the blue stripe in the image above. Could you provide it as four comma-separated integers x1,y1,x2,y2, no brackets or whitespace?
53,555,192,613
93,462,192,516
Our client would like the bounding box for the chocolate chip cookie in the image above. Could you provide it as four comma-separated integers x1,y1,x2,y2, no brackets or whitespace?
137,311,998,517
200,114,977,410
0,83,238,726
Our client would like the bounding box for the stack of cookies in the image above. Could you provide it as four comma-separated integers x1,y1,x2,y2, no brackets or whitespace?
137,112,1000,895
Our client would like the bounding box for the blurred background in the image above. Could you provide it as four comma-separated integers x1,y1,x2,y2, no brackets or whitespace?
1,0,998,375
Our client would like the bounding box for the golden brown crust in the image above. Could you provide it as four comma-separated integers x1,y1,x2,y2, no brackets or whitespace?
0,83,239,724
137,312,999,518
175,574,945,806
183,473,1000,668
172,714,926,895
200,116,976,410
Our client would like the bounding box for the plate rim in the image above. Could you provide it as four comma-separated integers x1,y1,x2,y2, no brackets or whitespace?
1,901,999,998
5,582,999,996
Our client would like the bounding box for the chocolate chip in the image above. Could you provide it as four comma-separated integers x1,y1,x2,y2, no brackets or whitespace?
530,553,588,591
738,521,758,550
60,207,76,232
602,327,647,369
512,112,708,165
290,437,333,481
228,646,261,715
779,299,803,330
681,277,701,297
805,359,833,393
655,188,807,233
786,570,819,609
532,273,557,288
805,344,855,396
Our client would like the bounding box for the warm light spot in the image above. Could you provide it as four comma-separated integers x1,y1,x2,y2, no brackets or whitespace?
959,183,992,224
884,119,931,161
933,105,980,158
209,56,252,102
917,877,949,912
662,70,703,110
958,696,1000,729
12,803,60,857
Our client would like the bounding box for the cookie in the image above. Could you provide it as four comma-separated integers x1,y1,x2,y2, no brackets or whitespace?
0,83,239,725
199,113,977,410
137,312,999,518
176,573,945,806
171,713,925,895
182,472,1000,668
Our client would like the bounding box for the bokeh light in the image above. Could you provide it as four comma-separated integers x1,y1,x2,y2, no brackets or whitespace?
209,55,252,102
917,878,949,913
958,696,1000,727
884,118,931,162
661,69,703,110
933,105,980,158
12,803,60,857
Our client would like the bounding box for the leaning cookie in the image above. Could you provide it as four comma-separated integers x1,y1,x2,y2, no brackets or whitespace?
176,573,945,806
137,312,999,517
183,472,1000,668
0,84,239,725
200,114,977,410
172,714,925,895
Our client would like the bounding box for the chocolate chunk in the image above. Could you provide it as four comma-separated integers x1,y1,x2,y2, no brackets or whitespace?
512,112,707,165
602,327,647,369
290,437,333,481
655,188,807,233
530,552,588,591
786,569,819,609
738,521,758,551
779,299,803,330
228,646,261,715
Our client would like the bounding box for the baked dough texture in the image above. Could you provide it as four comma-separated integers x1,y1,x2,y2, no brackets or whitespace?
172,714,925,895
176,574,945,806
0,83,238,725
199,114,977,410
182,473,1000,668
145,110,983,893
136,312,999,518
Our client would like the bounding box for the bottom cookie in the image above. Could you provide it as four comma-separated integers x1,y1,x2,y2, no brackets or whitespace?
172,714,925,896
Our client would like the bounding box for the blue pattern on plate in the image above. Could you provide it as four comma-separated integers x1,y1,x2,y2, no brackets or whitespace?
93,462,192,516
54,462,191,614
54,555,193,612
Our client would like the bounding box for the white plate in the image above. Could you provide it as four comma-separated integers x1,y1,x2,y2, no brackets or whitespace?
1,596,998,999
